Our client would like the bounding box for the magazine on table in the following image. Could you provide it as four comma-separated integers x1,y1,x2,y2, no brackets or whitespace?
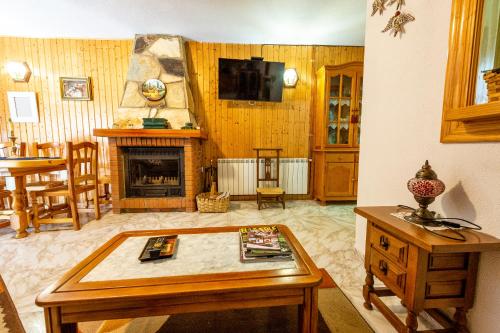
239,226,293,262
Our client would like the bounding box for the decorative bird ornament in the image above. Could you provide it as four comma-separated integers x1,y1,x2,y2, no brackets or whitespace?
382,11,415,37
387,0,405,10
371,0,387,16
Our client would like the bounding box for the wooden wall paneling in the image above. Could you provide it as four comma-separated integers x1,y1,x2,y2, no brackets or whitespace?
0,37,363,181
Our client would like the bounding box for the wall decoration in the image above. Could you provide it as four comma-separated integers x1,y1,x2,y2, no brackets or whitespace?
382,11,415,37
388,0,405,10
60,77,92,100
373,0,414,37
371,0,387,16
7,91,39,122
141,79,166,101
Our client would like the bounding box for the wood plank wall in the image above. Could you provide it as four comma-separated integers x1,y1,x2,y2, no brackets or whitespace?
0,37,131,173
0,37,364,172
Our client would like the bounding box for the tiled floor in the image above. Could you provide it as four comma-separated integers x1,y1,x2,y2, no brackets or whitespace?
0,201,437,333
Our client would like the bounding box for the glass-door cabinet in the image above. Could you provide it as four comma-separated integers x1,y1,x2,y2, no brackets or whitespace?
313,62,363,203
324,66,363,147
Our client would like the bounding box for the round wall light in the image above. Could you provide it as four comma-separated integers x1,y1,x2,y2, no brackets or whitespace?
283,68,298,88
5,61,31,82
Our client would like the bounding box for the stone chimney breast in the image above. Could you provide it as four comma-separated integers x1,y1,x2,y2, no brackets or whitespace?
115,34,196,129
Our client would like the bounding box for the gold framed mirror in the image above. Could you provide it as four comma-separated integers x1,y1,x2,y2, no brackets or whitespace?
441,0,500,143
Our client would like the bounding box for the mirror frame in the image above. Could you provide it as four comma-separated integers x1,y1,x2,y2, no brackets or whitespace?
441,0,500,143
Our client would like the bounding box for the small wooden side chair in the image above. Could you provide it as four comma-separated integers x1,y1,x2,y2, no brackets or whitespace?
255,148,285,210
0,142,26,213
26,142,68,219
30,142,101,231
0,142,26,159
0,189,13,228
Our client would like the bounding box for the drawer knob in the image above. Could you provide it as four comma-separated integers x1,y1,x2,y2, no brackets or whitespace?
378,260,388,276
379,235,390,250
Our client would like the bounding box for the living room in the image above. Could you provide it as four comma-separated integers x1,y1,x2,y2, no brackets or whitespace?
0,1,499,333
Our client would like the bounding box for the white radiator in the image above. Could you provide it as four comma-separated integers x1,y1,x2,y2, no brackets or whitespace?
217,158,309,195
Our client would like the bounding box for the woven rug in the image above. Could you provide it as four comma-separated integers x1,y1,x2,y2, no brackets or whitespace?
0,274,25,333
79,269,372,333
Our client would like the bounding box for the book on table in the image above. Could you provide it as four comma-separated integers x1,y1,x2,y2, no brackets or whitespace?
239,226,293,262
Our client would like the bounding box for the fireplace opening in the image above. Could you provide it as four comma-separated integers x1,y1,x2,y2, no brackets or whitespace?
123,147,184,197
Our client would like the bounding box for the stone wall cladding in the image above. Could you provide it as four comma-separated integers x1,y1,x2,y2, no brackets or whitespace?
116,34,197,129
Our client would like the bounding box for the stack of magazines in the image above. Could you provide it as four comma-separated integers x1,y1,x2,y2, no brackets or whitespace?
239,225,293,262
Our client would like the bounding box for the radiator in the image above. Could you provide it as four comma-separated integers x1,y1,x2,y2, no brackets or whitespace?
217,158,308,195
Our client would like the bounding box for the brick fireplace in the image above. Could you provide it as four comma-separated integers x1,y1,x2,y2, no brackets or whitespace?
95,129,206,213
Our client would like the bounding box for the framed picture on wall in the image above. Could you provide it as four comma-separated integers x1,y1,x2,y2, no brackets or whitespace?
60,77,92,100
7,91,39,123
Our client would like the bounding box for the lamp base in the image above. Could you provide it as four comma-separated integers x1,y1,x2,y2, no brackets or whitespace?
403,209,441,227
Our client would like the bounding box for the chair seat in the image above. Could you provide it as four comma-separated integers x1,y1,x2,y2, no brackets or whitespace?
256,187,284,195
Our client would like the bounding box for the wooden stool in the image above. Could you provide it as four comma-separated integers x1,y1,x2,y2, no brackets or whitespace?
254,148,285,210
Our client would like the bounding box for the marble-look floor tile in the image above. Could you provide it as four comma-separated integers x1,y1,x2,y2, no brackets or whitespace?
0,201,437,333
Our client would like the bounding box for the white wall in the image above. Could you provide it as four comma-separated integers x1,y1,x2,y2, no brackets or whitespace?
356,1,500,332
0,0,366,45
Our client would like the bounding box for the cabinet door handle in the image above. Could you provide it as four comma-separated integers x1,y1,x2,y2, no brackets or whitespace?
378,260,388,276
379,235,390,250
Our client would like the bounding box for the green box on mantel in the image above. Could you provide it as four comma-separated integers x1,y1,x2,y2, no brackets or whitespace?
142,118,168,129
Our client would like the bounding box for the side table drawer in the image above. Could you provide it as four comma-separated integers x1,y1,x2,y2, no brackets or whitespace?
370,226,408,267
370,249,407,298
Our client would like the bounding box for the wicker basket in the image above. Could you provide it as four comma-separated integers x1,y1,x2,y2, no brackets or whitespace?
196,192,230,213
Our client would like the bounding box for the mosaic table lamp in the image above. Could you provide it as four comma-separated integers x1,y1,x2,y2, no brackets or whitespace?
405,160,445,223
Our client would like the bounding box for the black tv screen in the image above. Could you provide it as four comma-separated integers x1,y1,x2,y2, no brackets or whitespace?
218,58,284,102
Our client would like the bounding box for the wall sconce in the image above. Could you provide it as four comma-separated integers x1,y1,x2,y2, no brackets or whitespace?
5,61,31,82
283,68,298,88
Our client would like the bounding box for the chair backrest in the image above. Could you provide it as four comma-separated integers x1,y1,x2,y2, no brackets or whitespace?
0,142,26,157
32,142,66,182
66,141,98,188
32,142,65,158
254,148,282,188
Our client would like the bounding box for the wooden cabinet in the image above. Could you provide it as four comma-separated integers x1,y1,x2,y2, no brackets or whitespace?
355,206,500,333
313,62,363,203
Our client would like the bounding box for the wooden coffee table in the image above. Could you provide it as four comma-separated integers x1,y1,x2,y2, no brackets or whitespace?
36,225,322,333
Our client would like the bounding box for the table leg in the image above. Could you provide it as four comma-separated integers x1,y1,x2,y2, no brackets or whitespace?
363,270,374,310
44,307,77,333
299,287,318,333
454,307,470,333
10,176,28,239
405,310,418,333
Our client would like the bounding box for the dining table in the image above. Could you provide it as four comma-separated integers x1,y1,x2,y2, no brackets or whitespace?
0,157,66,238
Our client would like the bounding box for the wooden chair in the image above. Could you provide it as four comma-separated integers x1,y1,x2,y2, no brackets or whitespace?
30,142,101,231
0,189,13,228
0,142,26,158
26,142,68,219
0,142,26,190
255,148,285,210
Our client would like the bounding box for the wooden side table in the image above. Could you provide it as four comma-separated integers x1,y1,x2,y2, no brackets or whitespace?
355,206,500,333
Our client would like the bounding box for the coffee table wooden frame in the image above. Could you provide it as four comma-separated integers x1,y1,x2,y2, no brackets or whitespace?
36,225,322,333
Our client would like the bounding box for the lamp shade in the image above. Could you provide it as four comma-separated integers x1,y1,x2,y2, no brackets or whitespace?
283,68,298,87
5,61,31,82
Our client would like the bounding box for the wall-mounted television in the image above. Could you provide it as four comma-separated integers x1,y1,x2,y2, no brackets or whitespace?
218,58,284,102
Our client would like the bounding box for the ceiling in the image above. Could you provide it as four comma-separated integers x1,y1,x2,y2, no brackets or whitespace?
0,0,366,45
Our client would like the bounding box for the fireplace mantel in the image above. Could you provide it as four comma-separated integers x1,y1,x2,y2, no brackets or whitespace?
93,128,208,139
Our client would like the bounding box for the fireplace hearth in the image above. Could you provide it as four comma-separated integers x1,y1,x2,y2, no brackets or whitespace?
123,147,184,198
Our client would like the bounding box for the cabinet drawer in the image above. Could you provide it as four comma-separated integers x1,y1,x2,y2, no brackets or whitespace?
426,281,465,298
325,153,355,163
428,253,467,271
370,226,408,267
370,249,406,298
